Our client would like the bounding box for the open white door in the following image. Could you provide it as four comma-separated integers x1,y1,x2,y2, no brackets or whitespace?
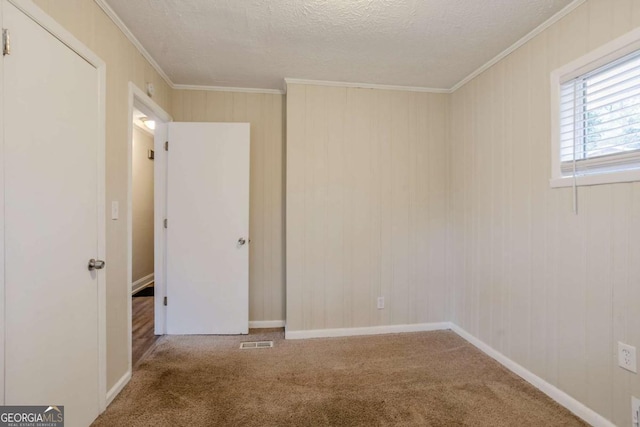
166,123,250,335
3,1,105,425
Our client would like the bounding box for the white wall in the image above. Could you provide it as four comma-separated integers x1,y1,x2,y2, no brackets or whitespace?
286,84,449,332
132,126,154,285
172,90,285,323
449,0,640,425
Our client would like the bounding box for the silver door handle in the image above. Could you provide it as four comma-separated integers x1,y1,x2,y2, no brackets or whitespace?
238,238,246,246
88,259,106,271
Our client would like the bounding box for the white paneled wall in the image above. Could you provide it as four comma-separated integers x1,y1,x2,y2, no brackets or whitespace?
449,0,640,425
172,90,285,323
286,84,449,332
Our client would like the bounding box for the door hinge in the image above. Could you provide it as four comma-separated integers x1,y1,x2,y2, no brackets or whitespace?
163,218,168,228
163,296,167,306
164,141,168,151
3,29,10,56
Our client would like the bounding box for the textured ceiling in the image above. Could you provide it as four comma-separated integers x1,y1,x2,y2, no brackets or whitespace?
104,0,574,91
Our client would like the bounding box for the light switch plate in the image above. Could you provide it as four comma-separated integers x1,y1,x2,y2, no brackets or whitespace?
111,201,119,220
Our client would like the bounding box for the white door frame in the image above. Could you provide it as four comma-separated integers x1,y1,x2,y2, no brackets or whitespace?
0,0,107,410
126,83,171,377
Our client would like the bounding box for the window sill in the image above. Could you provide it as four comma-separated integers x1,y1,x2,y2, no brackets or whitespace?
550,169,640,188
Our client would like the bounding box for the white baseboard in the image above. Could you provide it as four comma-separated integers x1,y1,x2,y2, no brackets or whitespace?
284,321,612,426
285,322,450,340
449,323,615,427
105,370,131,406
131,273,154,295
249,320,285,328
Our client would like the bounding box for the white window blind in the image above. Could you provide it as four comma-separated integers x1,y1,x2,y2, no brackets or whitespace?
559,50,640,176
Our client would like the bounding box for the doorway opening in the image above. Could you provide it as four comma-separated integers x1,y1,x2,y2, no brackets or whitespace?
127,83,171,372
131,107,157,365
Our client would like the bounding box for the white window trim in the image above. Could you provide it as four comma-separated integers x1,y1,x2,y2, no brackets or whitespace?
550,27,640,188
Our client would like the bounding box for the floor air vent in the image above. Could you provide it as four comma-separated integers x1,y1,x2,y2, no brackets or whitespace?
240,341,274,349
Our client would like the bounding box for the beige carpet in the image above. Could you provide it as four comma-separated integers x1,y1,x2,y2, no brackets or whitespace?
93,329,586,426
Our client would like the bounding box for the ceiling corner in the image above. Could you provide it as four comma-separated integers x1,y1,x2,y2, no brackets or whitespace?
449,0,587,93
93,0,175,89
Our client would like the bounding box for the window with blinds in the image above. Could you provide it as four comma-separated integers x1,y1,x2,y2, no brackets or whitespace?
559,50,640,177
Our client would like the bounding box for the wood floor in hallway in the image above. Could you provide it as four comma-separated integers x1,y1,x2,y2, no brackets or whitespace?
132,291,158,366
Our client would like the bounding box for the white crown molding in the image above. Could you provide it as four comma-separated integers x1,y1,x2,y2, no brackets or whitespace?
173,84,285,95
97,0,586,96
94,0,286,95
284,78,451,94
450,0,587,92
94,0,173,88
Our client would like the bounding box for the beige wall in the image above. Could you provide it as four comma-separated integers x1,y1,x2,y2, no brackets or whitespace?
132,126,154,284
31,0,172,390
172,90,285,323
449,0,640,425
26,2,640,424
286,84,449,331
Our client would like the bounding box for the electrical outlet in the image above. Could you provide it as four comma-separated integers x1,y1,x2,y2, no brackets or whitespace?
632,396,640,427
618,342,637,373
377,296,384,309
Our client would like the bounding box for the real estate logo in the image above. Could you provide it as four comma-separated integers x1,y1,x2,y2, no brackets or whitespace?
0,406,64,427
